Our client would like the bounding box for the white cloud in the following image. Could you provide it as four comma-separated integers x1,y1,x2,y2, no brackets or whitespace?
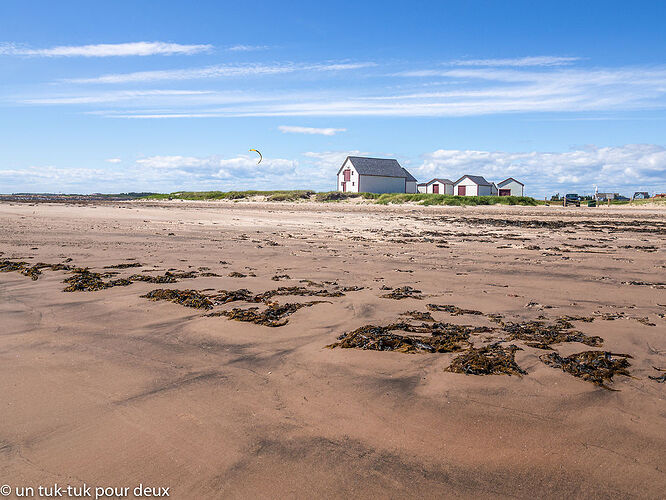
21,89,215,105
227,45,269,52
279,125,346,136
303,150,363,167
2,146,663,195
446,56,581,67
105,158,122,163
415,144,666,196
135,154,298,178
0,41,212,57
136,155,210,169
65,62,376,84
76,65,666,118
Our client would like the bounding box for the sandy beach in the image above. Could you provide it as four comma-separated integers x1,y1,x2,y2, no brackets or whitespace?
1,200,665,498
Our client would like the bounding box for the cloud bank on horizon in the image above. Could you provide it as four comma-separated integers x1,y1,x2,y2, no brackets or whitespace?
2,144,664,196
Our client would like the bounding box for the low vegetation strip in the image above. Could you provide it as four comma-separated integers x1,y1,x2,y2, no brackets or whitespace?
374,193,537,206
144,190,315,201
143,190,537,206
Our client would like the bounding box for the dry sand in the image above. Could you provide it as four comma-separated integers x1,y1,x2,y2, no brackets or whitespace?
1,200,665,499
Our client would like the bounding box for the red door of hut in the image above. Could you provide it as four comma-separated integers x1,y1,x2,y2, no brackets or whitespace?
341,182,347,192
457,185,466,196
499,189,511,196
432,183,439,194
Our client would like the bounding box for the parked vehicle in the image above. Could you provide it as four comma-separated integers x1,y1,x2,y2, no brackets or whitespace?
564,193,581,207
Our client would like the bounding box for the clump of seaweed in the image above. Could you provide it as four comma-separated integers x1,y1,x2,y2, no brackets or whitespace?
228,271,247,278
218,301,326,327
648,367,666,383
598,312,624,320
141,289,213,309
327,324,470,353
63,269,109,292
63,267,198,292
380,286,423,300
1,259,74,281
389,321,491,336
271,274,291,281
427,304,483,316
213,288,254,304
129,273,178,284
103,262,142,269
540,351,632,390
253,286,344,302
0,259,29,273
502,320,603,349
21,264,45,280
487,313,504,324
446,343,526,376
401,311,434,322
558,315,595,323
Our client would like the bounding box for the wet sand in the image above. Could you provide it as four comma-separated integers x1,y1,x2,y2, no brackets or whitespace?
1,200,665,498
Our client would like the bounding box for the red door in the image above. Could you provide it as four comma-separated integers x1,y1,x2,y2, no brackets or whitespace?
341,182,347,192
432,183,439,194
499,189,511,196
343,170,351,182
457,185,466,196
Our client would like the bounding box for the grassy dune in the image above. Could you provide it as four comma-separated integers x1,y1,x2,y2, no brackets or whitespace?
145,190,315,202
145,190,539,206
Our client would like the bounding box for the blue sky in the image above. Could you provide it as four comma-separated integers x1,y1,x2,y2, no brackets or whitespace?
1,0,665,196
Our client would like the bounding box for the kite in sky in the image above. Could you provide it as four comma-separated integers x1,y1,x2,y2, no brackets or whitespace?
249,149,262,164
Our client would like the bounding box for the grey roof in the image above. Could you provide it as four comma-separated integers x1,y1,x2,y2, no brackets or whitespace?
498,177,524,186
402,168,417,182
453,174,492,186
340,156,415,180
426,178,453,185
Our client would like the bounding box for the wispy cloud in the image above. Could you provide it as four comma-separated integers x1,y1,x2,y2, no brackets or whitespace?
16,60,666,119
65,61,376,84
446,56,581,67
105,158,122,163
227,45,270,52
0,41,212,57
279,125,346,136
21,89,215,105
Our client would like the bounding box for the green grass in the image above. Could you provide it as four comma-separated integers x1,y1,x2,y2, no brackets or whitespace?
314,191,380,202
143,190,314,201
374,193,538,206
143,190,540,206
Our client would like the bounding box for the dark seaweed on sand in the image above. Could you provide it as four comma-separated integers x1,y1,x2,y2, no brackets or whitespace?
63,268,198,292
141,289,214,309
216,301,327,327
502,320,603,349
253,286,344,302
1,259,74,281
446,343,526,376
63,269,113,292
327,324,470,353
427,304,484,316
648,367,666,383
401,310,435,322
540,351,632,390
214,288,254,303
103,262,142,269
380,286,423,300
